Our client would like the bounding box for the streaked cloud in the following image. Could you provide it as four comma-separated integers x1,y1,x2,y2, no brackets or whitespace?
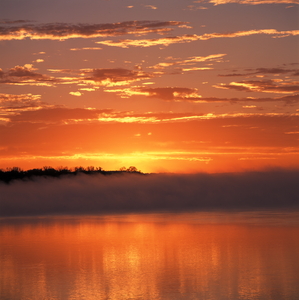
0,93,56,124
219,67,299,77
105,86,299,103
4,104,299,126
0,93,42,107
0,93,41,115
0,65,57,86
0,21,187,41
7,107,112,124
144,5,158,9
215,79,299,94
82,68,153,86
96,35,200,48
0,19,34,24
70,47,102,51
97,29,299,48
105,87,202,100
207,0,299,5
1,66,153,88
149,54,226,70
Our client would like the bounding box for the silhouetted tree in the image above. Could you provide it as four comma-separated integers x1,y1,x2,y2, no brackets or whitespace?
127,166,138,172
74,166,85,172
0,165,143,183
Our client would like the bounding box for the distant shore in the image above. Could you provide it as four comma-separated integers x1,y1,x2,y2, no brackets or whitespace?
0,166,145,183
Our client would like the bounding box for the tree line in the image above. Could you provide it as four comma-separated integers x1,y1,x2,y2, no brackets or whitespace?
0,166,143,183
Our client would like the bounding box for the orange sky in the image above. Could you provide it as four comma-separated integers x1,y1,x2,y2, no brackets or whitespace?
0,0,298,173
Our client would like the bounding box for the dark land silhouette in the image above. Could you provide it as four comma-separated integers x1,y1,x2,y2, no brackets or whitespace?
0,167,298,217
0,166,144,183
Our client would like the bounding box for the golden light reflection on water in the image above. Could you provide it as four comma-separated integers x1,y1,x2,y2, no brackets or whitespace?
1,212,299,300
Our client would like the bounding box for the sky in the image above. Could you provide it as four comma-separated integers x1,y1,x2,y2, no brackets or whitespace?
0,0,298,173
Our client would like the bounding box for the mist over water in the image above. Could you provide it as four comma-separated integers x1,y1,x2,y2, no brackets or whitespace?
1,170,298,217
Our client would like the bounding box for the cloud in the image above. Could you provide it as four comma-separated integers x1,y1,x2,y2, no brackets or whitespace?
1,66,152,88
0,21,187,41
186,5,209,10
70,47,102,51
96,29,299,48
82,68,153,86
105,87,203,100
69,91,82,97
4,104,299,126
149,54,226,70
215,79,299,94
207,0,299,5
96,35,200,48
0,19,34,24
0,65,57,86
7,107,113,124
144,5,158,9
0,93,57,123
0,93,42,107
104,85,299,103
219,67,299,77
200,94,299,103
0,170,298,217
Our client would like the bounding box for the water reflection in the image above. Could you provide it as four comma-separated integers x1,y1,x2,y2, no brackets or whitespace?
1,211,299,300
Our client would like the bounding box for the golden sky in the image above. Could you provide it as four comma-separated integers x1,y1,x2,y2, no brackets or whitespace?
0,0,298,173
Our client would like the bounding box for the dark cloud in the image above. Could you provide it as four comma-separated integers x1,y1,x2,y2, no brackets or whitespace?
9,107,112,123
207,0,299,5
97,29,299,48
106,86,299,103
0,66,57,85
216,79,299,94
0,93,44,111
0,21,187,41
219,67,299,77
86,68,152,84
0,19,34,24
0,170,298,217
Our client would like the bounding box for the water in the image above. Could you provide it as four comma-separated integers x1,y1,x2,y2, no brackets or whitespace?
1,211,299,300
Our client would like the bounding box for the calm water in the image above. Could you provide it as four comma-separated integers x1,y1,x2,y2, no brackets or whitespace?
1,211,299,300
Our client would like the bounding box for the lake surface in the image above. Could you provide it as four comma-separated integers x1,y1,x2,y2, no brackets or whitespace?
1,211,299,300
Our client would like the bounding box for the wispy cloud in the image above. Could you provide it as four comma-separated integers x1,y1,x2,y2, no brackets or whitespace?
70,47,102,51
104,85,299,103
7,107,112,124
0,93,51,124
1,66,153,88
215,79,299,94
0,21,186,41
149,54,226,70
207,0,299,5
105,87,203,100
3,103,299,126
97,29,299,48
0,65,57,86
0,19,34,24
219,67,299,77
96,35,200,48
82,68,153,86
0,93,42,108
